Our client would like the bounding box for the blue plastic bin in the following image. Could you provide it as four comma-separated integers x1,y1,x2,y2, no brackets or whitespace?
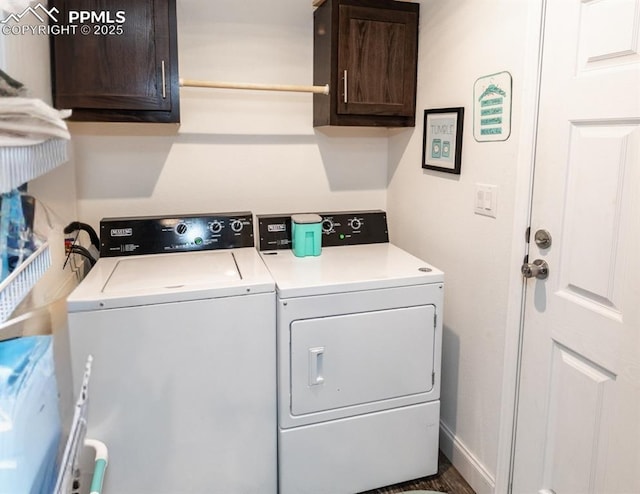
0,336,61,494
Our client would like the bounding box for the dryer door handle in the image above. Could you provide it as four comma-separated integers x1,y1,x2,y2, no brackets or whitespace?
308,347,325,386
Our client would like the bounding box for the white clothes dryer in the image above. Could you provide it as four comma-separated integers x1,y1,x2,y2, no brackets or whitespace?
257,210,444,494
63,213,276,494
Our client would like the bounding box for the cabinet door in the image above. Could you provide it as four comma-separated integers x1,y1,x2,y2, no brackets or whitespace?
337,5,417,117
51,0,178,122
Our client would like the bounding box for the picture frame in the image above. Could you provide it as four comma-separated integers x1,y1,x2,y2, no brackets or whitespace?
422,107,464,174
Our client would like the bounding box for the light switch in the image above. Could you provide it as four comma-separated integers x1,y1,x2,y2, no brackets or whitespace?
474,184,498,218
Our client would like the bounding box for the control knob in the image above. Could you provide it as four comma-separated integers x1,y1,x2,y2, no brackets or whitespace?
231,219,244,233
209,220,223,234
349,218,362,230
321,219,334,233
175,223,188,235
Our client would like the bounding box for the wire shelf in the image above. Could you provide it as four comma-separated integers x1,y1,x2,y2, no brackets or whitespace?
0,139,68,194
0,242,51,323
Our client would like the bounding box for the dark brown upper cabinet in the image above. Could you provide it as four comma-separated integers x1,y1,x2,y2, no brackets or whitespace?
313,0,419,127
50,0,179,123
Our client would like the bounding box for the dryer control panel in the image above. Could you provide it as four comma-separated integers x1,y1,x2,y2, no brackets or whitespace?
100,212,254,257
258,210,389,251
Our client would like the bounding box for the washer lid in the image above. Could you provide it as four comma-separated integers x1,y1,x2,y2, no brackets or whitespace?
260,243,444,298
67,248,274,312
103,251,240,293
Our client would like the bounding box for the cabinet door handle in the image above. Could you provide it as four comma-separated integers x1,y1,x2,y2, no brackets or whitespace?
343,69,348,104
161,60,166,99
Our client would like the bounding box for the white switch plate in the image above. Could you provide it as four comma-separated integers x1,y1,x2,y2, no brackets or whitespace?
474,184,498,218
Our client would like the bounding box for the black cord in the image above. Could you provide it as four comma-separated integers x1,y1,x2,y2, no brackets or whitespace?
63,221,100,248
70,245,97,267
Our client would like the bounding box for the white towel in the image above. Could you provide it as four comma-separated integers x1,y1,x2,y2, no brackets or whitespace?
0,98,71,146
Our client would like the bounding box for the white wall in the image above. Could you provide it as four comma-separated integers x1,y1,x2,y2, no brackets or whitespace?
1,11,79,431
1,14,79,302
387,1,531,493
73,0,390,230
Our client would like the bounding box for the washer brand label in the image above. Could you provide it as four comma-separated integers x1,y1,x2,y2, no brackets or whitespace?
110,228,133,237
268,223,287,233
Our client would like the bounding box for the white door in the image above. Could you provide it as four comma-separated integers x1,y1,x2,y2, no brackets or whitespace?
512,0,640,493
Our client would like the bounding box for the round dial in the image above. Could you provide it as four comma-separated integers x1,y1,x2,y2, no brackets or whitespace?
209,220,223,234
349,218,362,230
175,223,188,235
231,220,244,233
321,219,334,233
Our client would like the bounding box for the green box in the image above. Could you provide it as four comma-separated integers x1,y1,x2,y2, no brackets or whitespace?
291,214,322,257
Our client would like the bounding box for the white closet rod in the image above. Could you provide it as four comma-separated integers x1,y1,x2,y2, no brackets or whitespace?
180,78,330,95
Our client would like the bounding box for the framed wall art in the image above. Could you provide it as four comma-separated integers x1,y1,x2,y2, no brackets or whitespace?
422,107,464,174
473,71,512,142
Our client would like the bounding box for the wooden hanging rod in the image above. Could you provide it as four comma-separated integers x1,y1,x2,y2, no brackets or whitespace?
179,78,330,95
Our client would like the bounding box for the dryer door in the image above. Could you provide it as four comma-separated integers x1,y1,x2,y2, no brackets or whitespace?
290,305,435,416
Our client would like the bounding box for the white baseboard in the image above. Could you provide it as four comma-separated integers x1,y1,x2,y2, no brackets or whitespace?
440,420,496,494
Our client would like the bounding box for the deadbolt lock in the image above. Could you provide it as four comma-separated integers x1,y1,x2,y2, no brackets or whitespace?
534,229,552,249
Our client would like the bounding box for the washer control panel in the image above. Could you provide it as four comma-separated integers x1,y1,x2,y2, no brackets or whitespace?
100,212,254,257
258,210,388,251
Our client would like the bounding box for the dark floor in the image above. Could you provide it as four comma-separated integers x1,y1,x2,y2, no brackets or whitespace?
359,451,476,494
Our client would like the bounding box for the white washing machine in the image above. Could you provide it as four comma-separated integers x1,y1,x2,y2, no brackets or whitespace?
63,213,277,494
257,211,444,494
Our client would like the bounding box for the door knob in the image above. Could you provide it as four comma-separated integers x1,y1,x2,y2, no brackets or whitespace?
521,259,549,280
